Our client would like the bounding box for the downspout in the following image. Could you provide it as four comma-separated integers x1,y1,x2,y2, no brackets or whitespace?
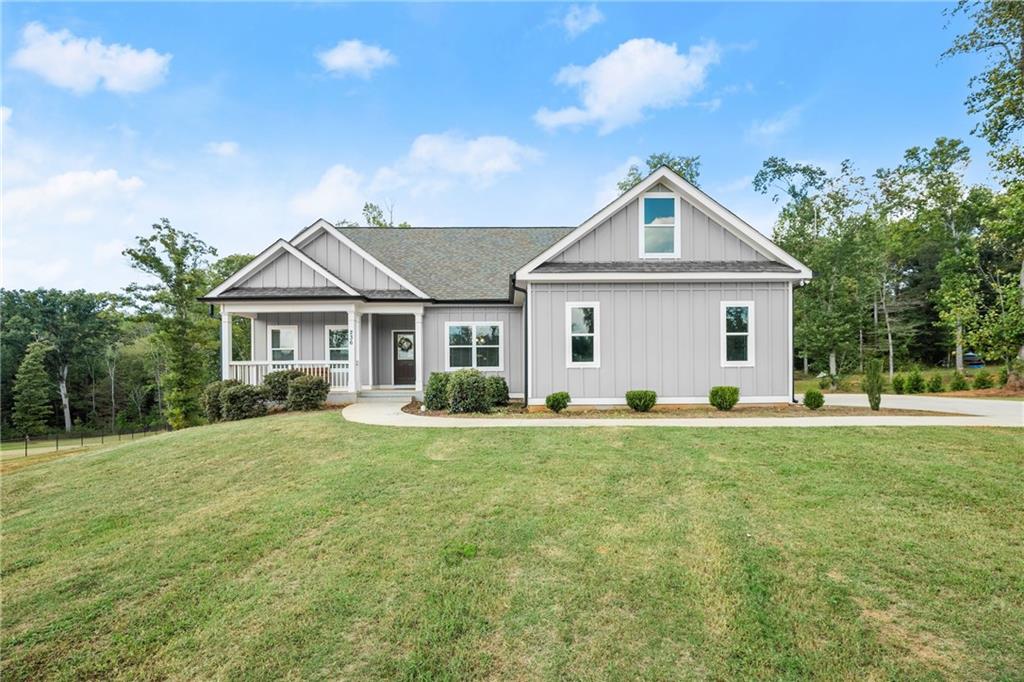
513,280,528,406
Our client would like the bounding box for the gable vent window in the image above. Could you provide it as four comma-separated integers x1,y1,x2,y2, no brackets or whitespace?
640,193,680,258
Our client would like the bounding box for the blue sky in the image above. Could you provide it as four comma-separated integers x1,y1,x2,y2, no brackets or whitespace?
1,2,987,291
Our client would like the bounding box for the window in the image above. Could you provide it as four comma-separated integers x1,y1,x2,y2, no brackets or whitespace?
268,325,298,362
445,322,503,370
640,193,679,258
325,325,349,362
566,303,599,367
721,301,754,367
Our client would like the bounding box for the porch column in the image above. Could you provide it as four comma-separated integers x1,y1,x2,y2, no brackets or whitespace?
366,313,374,389
350,307,359,392
220,306,232,380
414,310,424,393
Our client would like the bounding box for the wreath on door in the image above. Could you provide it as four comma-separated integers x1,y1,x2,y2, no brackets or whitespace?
397,336,414,353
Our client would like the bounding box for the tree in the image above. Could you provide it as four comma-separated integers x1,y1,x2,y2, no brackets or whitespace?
124,219,218,429
944,1,1024,176
206,254,255,361
13,340,54,436
618,153,701,193
362,201,411,228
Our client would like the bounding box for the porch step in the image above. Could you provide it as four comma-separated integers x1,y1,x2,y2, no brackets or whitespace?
357,389,419,402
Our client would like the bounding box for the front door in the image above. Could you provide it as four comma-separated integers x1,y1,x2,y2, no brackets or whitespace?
393,331,415,386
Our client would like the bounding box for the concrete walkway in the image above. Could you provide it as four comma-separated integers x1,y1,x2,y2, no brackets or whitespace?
342,393,1023,428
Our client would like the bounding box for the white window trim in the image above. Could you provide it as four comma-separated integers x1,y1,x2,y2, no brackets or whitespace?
720,300,755,367
444,321,504,371
267,324,299,363
638,191,680,259
565,302,600,368
324,324,350,363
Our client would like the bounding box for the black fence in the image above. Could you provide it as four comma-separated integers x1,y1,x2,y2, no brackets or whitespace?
2,424,171,457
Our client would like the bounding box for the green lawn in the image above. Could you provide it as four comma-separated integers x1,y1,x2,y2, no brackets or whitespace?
3,413,1022,680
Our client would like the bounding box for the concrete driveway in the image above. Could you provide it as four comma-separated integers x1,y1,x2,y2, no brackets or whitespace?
342,393,1023,428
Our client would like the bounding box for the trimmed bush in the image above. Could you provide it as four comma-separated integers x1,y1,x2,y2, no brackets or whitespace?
545,391,570,413
949,372,969,391
221,384,269,421
906,368,926,394
709,386,740,411
264,368,305,402
201,379,240,422
972,370,994,390
926,374,944,393
891,374,905,394
803,389,825,410
863,358,884,411
446,368,490,413
286,374,330,411
485,376,510,407
625,390,657,412
424,372,451,411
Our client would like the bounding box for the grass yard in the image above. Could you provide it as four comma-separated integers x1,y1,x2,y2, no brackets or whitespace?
2,412,1022,680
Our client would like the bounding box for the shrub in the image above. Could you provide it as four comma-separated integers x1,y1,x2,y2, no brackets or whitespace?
201,379,240,422
1005,361,1024,391
818,375,832,390
863,358,884,411
625,390,657,412
926,374,944,393
906,368,926,394
998,366,1010,387
424,372,451,411
948,372,969,391
709,386,740,411
286,374,330,411
221,384,269,421
545,391,570,413
264,369,305,402
891,374,905,394
446,368,490,413
803,389,825,410
972,370,994,390
484,376,510,407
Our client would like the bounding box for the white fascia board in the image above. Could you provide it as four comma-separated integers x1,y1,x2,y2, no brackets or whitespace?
517,271,807,283
515,166,812,279
205,238,359,297
291,218,431,300
222,301,358,314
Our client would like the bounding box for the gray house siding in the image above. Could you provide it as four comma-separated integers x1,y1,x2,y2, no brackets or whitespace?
529,282,791,402
423,306,524,395
239,252,330,289
251,312,350,361
550,197,767,264
299,232,405,291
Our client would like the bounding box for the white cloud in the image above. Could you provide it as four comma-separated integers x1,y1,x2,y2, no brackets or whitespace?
392,132,541,189
746,106,802,144
5,169,144,222
318,40,396,78
289,164,365,220
563,4,604,38
11,22,171,94
93,238,126,264
592,155,640,209
206,140,239,157
535,38,721,134
1,107,10,126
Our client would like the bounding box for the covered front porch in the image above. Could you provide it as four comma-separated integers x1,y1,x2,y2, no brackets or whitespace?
219,301,425,401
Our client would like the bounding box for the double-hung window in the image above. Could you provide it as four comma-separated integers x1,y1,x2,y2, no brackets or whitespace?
721,301,754,367
566,302,599,367
640,192,680,258
269,325,298,363
446,322,503,370
325,325,349,362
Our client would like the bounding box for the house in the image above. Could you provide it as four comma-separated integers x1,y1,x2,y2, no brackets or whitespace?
200,167,812,406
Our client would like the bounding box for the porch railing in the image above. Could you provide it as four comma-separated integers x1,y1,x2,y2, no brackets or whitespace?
228,361,352,391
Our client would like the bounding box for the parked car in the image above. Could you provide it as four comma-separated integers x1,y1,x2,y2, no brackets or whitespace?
964,352,985,369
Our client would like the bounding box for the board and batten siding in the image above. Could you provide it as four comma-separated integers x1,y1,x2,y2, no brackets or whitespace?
423,306,524,395
550,197,767,264
300,232,406,291
239,252,330,289
529,282,791,402
251,312,349,361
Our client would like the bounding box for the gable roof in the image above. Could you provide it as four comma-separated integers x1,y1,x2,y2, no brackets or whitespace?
204,239,359,298
336,226,573,300
516,166,812,280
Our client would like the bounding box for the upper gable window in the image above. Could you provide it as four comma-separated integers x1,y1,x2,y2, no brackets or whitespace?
640,193,680,258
